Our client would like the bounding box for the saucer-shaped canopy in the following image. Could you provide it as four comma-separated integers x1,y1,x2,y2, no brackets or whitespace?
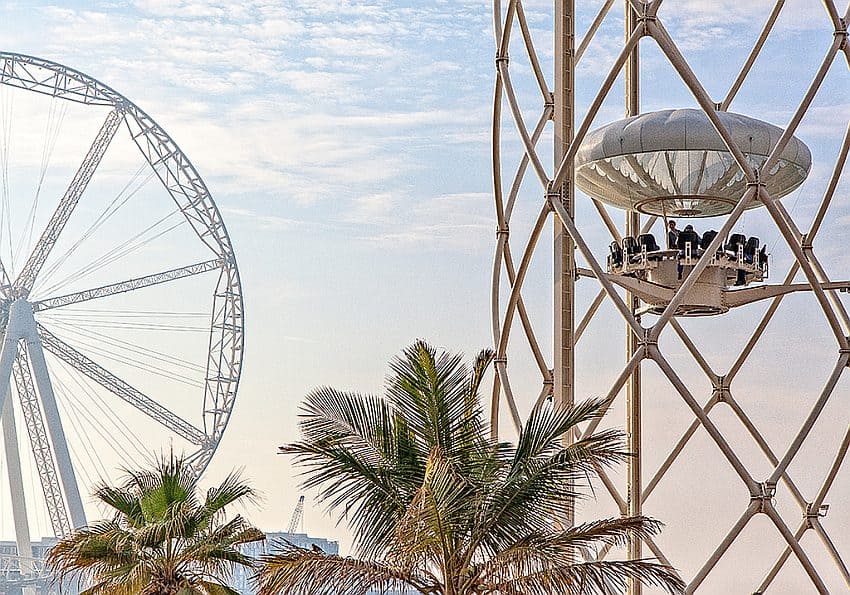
574,109,811,217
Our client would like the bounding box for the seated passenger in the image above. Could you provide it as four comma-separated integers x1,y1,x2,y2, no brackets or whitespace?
758,245,768,270
677,225,700,252
743,237,759,264
726,233,747,256
609,241,623,267
676,224,699,280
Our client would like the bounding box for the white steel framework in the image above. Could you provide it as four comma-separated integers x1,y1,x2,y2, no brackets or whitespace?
0,51,244,587
490,1,850,592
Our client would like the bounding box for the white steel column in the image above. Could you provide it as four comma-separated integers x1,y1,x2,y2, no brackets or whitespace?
18,304,86,528
2,391,34,579
624,3,642,594
0,302,28,416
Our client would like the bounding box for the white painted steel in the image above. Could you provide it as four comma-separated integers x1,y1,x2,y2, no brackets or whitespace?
0,51,244,587
22,306,87,529
2,394,33,578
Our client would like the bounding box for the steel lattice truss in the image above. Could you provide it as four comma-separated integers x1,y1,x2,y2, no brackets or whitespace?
490,0,850,592
0,51,244,582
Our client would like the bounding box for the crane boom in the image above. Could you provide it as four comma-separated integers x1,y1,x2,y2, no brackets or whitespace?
288,495,304,534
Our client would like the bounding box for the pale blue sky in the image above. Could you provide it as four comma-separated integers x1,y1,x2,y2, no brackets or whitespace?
0,1,849,591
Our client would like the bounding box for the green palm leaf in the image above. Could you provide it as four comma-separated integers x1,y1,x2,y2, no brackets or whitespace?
47,454,262,594
259,341,685,595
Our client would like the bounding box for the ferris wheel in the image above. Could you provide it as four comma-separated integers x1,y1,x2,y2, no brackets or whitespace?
0,51,243,560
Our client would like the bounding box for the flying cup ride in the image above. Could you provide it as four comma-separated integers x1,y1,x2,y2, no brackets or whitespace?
575,108,848,316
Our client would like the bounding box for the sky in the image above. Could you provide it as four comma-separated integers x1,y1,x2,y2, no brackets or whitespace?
0,0,848,593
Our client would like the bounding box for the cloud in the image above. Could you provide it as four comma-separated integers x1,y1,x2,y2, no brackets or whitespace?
657,0,834,50
354,192,493,251
8,1,490,216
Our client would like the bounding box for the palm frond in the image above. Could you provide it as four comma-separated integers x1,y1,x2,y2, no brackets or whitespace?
254,544,427,595
477,516,667,579
203,469,258,517
477,401,630,550
92,485,144,528
386,340,482,462
48,455,260,594
282,388,417,557
390,446,477,571
491,559,685,595
271,342,685,595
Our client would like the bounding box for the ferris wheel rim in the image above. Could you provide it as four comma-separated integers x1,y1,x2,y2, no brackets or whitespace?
0,50,244,477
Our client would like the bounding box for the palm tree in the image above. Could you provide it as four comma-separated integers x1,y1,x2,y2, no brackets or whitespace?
255,340,684,595
47,455,264,594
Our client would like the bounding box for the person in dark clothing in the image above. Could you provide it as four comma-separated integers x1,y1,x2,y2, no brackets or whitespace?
677,224,700,251
667,220,679,249
676,224,699,280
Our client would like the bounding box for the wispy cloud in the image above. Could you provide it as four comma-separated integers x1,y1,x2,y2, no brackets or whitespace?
9,1,490,218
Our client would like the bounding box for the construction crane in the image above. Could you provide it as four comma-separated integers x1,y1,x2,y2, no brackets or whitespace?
287,495,305,534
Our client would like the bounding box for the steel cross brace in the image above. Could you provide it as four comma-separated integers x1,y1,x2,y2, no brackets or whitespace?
491,0,850,591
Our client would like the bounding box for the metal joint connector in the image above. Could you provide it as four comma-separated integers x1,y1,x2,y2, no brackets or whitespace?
546,181,560,199
834,19,847,42
640,328,656,348
714,376,730,402
493,356,508,365
496,226,509,238
800,233,813,250
751,482,776,512
804,503,829,527
495,53,509,67
543,373,554,387
544,92,555,110
546,189,563,211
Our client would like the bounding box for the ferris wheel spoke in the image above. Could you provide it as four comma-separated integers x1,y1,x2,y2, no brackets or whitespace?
11,348,72,537
0,258,10,298
32,258,223,312
14,107,125,297
37,324,207,446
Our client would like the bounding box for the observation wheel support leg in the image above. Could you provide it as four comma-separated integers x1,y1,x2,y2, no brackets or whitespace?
23,325,86,528
1,390,33,578
0,312,26,416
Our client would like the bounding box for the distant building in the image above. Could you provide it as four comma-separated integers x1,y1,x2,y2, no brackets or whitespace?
229,532,415,594
0,537,62,594
229,530,339,593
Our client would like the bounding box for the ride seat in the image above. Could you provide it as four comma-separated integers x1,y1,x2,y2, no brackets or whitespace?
726,233,746,254
700,230,718,250
677,230,700,251
744,236,759,263
638,233,660,252
623,236,640,255
609,241,623,267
